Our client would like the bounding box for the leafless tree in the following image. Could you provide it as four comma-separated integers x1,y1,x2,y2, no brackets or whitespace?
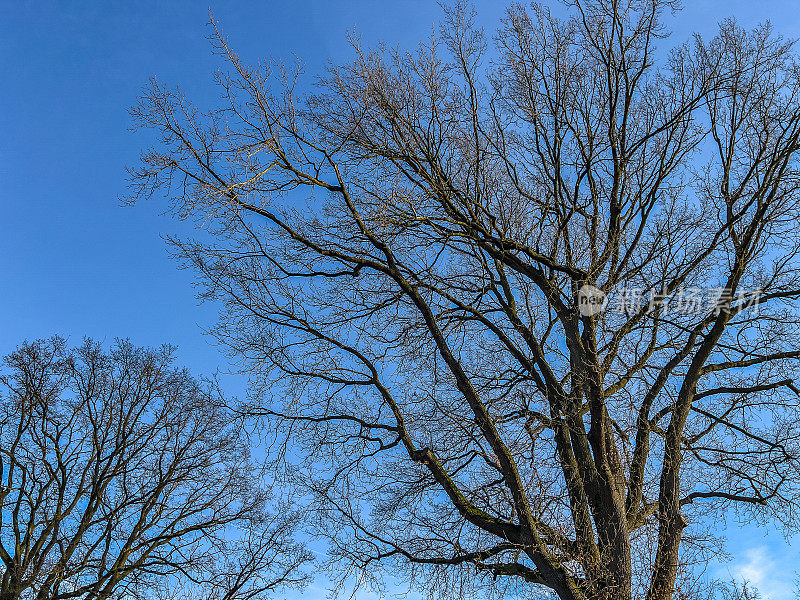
0,337,310,600
127,1,800,599
720,580,761,600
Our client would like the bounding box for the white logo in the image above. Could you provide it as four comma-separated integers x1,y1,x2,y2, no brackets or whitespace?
578,284,608,317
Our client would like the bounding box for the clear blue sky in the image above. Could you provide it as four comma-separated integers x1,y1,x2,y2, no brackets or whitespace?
1,1,798,598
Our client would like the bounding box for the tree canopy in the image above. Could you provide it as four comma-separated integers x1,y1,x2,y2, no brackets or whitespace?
129,1,800,599
0,337,309,600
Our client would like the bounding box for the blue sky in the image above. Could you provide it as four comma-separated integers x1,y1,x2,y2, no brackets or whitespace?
1,1,799,598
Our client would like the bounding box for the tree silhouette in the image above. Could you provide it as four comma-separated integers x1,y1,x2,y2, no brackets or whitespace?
0,337,309,600
129,2,800,599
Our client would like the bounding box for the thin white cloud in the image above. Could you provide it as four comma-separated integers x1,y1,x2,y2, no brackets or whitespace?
730,546,793,600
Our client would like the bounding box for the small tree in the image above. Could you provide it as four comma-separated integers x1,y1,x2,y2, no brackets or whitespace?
129,2,800,599
0,337,309,600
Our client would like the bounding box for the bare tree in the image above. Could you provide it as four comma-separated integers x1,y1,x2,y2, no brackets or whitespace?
0,337,310,600
720,580,762,600
127,1,800,599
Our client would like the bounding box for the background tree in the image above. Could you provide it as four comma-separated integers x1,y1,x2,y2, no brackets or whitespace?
0,337,310,600
128,1,800,599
